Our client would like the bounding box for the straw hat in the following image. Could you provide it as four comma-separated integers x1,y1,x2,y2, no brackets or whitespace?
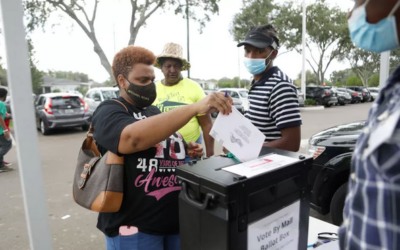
154,43,191,71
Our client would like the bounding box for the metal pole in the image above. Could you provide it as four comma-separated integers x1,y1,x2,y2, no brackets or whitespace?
238,47,241,88
0,1,53,250
301,0,307,99
186,0,190,79
380,51,390,88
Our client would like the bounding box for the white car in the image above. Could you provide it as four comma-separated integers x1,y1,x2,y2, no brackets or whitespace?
84,87,119,113
367,87,379,101
217,88,250,113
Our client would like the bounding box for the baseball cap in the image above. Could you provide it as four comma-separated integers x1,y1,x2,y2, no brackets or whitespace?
237,31,278,49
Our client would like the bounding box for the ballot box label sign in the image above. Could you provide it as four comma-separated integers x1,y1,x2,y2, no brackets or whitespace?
248,200,300,250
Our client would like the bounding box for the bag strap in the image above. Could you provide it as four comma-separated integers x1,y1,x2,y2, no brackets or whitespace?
87,99,129,138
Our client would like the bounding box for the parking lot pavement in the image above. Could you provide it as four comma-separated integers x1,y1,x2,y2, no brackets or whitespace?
0,102,372,250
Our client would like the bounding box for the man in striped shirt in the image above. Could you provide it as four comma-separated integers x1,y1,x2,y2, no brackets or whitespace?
237,24,302,152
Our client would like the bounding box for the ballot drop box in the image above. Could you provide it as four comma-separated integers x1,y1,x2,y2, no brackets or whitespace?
177,147,313,250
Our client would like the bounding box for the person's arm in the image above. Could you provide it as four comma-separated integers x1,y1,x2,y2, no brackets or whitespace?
197,114,214,157
118,92,232,155
263,126,300,151
0,116,10,139
266,82,302,152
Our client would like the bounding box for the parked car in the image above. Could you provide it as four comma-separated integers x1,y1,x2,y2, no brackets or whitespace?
331,88,351,105
218,88,249,114
84,87,119,113
346,86,371,102
338,88,361,104
35,93,91,135
305,86,338,107
297,89,305,107
307,121,364,226
367,87,379,101
5,94,37,114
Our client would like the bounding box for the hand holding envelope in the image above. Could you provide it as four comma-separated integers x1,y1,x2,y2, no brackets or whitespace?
209,107,266,162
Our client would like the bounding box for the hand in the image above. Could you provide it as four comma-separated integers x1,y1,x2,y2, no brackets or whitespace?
187,141,204,159
4,130,10,140
195,92,233,115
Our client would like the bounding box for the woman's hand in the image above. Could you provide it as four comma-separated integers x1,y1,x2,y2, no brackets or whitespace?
187,141,204,159
195,92,233,115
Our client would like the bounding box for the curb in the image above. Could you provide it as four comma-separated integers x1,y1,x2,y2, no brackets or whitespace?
299,106,325,111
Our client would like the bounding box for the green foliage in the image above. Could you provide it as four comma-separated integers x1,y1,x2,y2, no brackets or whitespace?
0,59,7,87
296,70,318,85
347,47,380,87
231,0,351,85
53,89,61,93
335,82,342,87
103,78,115,87
330,69,355,85
24,0,221,78
229,0,276,41
46,70,89,82
305,99,316,106
368,74,380,87
27,39,43,94
76,86,88,96
217,77,250,88
346,76,363,86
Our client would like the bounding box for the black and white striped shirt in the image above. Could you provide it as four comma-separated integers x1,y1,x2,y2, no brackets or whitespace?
245,67,302,143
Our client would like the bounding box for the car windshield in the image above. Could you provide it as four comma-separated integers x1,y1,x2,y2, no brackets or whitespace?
369,89,378,93
51,96,82,108
239,91,249,98
102,90,117,100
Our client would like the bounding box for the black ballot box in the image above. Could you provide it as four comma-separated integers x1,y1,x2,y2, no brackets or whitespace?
177,147,313,250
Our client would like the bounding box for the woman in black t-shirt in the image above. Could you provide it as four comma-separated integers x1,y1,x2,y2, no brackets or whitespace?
91,46,232,250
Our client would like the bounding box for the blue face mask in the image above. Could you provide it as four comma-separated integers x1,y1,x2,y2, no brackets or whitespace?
348,0,400,53
244,50,274,75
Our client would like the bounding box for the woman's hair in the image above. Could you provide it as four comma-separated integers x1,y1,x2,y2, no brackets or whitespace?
112,46,156,82
250,24,280,48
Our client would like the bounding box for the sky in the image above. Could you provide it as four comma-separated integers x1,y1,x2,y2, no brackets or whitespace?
3,0,354,83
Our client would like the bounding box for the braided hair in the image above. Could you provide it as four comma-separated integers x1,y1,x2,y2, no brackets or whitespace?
250,24,280,48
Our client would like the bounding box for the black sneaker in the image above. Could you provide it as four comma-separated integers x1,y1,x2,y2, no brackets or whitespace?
0,165,13,172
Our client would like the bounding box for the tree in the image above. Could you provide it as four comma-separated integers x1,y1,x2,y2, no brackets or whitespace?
347,47,380,87
368,74,379,87
28,39,43,94
330,69,355,85
0,58,7,87
76,86,88,95
346,76,363,86
25,0,221,80
296,70,318,86
230,0,276,42
53,89,61,93
274,0,352,85
103,78,115,87
334,82,342,87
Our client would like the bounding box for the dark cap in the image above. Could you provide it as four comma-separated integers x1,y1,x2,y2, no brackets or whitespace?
237,31,278,49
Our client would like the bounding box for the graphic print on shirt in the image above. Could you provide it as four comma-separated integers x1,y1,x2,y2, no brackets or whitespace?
134,131,186,201
155,100,187,113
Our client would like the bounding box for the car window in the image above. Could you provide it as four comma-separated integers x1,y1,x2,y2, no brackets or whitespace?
85,91,92,98
369,89,378,93
230,91,239,98
51,96,82,108
93,92,101,100
102,90,117,101
239,91,249,98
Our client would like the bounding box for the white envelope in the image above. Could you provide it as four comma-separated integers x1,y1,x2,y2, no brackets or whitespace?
210,107,266,162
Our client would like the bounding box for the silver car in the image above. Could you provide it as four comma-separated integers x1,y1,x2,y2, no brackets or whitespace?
367,87,379,101
84,87,119,113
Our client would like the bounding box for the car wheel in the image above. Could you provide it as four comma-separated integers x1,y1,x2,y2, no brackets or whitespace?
315,99,322,106
340,102,346,106
40,120,50,135
330,182,348,226
82,125,90,131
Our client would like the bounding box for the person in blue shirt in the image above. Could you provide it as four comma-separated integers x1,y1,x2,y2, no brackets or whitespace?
0,88,12,172
339,1,400,249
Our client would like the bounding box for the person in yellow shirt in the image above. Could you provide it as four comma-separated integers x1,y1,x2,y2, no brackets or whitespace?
153,43,214,161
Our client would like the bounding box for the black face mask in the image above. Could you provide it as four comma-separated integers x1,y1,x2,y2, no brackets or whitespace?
123,77,157,108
